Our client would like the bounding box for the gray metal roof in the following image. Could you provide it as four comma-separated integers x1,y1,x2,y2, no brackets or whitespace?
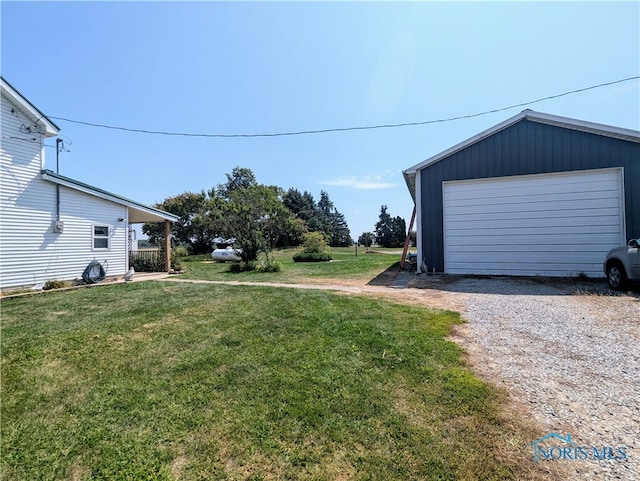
41,170,179,223
402,110,640,200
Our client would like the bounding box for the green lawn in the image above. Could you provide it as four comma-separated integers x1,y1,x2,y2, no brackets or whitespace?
180,247,404,284
1,281,552,480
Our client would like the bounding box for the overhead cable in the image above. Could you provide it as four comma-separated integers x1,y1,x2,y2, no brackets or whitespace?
48,76,639,138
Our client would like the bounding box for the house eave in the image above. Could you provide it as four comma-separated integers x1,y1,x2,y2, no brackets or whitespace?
1,77,60,137
41,170,179,223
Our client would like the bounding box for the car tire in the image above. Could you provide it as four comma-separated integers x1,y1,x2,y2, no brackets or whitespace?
606,263,627,290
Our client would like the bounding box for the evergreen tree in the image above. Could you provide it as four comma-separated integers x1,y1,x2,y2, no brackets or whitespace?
390,216,407,248
375,205,393,247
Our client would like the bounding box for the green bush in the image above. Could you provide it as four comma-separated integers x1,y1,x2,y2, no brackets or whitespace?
292,252,332,262
292,232,332,262
228,261,256,273
255,259,281,272
43,280,69,290
300,231,330,254
173,246,190,258
129,255,165,273
171,258,184,272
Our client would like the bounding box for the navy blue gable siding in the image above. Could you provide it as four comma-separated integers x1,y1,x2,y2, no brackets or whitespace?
419,119,640,272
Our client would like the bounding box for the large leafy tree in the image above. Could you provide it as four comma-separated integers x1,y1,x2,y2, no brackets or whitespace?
142,191,220,254
358,232,374,248
213,167,295,264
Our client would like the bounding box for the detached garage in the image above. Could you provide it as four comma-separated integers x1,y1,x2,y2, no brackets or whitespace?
403,110,640,277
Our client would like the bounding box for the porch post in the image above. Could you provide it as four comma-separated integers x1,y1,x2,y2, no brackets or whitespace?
164,220,171,272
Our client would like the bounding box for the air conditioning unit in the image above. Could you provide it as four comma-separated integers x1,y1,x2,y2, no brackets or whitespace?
53,220,64,233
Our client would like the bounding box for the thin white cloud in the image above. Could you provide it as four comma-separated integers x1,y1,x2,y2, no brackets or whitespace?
599,81,640,100
322,175,396,190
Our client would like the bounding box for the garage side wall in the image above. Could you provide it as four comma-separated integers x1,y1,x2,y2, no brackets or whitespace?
419,119,640,273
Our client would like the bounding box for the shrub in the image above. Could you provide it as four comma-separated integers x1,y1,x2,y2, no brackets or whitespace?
173,246,190,258
293,252,332,262
171,258,184,272
293,232,332,262
228,261,256,273
255,259,281,273
43,280,69,290
129,253,165,272
300,231,330,254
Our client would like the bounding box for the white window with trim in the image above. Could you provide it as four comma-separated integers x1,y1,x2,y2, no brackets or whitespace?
92,225,111,250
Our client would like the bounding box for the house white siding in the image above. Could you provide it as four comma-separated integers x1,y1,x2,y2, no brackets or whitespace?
2,78,177,290
443,168,625,277
1,92,51,288
1,85,129,289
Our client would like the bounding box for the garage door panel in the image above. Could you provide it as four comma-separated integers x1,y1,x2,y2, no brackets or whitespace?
444,197,620,215
446,243,616,253
446,262,604,276
444,186,618,205
445,215,620,230
447,251,607,264
447,207,619,221
445,175,618,196
443,169,624,277
445,233,622,246
446,225,620,237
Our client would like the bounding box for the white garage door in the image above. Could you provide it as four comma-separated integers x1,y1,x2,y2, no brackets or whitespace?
443,168,625,277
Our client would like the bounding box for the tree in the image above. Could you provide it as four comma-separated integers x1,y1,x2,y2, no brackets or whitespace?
317,190,351,247
214,167,295,266
358,232,374,248
142,191,220,254
374,205,393,247
390,216,407,248
282,188,351,246
216,166,257,199
375,206,406,248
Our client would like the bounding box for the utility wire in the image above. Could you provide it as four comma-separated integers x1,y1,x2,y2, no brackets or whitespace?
48,76,639,138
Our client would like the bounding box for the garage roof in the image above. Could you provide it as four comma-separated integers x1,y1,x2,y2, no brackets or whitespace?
402,110,640,201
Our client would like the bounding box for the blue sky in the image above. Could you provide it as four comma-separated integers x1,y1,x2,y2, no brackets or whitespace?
2,1,639,240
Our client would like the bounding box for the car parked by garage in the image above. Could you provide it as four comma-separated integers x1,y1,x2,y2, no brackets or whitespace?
604,239,640,289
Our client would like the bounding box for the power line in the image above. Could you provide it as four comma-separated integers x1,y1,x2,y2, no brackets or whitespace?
48,76,639,138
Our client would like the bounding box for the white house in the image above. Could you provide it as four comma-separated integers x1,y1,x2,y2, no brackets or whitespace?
0,77,178,290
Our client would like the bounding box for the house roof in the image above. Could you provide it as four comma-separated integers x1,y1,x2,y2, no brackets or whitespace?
41,170,179,223
402,110,640,201
1,76,60,137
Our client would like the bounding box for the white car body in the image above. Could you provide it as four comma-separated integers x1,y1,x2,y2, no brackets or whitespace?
603,239,640,289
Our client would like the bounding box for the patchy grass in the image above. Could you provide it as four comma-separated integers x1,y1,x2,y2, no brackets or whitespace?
1,282,555,480
181,247,403,284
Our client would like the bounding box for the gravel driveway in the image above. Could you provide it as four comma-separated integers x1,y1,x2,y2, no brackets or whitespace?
410,276,640,481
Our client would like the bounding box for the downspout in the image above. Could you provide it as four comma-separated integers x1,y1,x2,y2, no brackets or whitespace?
55,138,62,220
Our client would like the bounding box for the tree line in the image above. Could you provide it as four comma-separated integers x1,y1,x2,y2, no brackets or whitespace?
143,167,352,263
358,205,408,249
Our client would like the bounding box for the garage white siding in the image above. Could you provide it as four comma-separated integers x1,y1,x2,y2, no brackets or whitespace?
443,168,625,277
